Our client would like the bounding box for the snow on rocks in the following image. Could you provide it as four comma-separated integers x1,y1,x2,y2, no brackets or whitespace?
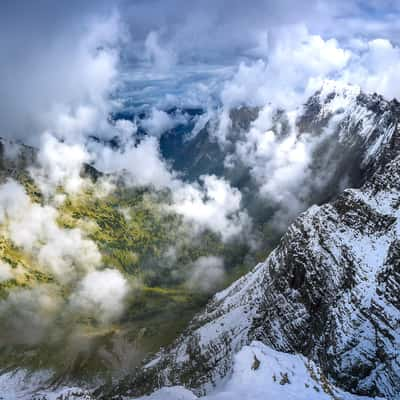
137,342,380,400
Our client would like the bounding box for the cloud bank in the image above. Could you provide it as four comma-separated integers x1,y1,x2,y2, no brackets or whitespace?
0,179,129,345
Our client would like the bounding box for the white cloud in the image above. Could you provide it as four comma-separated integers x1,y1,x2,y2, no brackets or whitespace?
0,177,139,338
0,180,31,224
342,38,400,100
227,93,353,229
141,108,177,137
220,25,351,110
115,119,138,145
0,12,124,144
0,180,101,282
31,133,91,197
39,15,125,144
171,175,250,241
219,26,400,115
235,106,310,199
187,256,225,293
0,285,61,345
209,27,400,231
94,135,175,189
70,269,129,324
144,31,177,72
0,179,131,331
233,107,312,223
0,261,13,283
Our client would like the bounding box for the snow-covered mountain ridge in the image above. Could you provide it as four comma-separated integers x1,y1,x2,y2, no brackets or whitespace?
103,82,400,400
297,80,400,178
137,341,379,400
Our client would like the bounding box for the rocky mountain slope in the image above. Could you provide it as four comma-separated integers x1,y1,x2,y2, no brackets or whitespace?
103,82,400,399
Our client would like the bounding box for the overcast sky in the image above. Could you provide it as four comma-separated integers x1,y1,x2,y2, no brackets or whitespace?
2,1,399,74
2,1,400,73
1,0,400,141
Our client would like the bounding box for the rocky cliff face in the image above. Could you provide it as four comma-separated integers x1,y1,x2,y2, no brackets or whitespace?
297,81,400,180
105,83,400,399
252,158,400,398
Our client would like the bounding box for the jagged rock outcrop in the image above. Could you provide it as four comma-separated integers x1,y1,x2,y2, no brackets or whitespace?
104,82,400,399
297,81,400,181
